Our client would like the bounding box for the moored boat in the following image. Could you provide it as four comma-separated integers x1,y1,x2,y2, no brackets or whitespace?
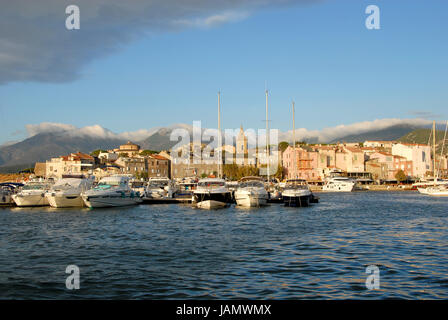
0,183,23,206
193,178,232,209
282,179,313,207
12,180,52,207
234,176,268,207
46,175,94,208
82,175,142,208
322,177,356,192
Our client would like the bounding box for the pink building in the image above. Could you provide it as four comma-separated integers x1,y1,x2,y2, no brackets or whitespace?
369,152,413,180
282,146,319,181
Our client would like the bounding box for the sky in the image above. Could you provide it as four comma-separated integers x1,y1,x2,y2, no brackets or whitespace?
0,0,447,145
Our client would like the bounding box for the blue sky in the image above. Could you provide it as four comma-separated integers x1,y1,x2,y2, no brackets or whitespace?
0,0,447,145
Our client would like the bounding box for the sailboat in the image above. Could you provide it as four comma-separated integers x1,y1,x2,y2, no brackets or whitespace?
423,120,448,196
282,101,317,207
193,92,231,209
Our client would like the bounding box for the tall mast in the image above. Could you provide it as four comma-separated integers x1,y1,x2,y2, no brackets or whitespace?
265,89,270,183
218,91,222,179
292,100,296,179
433,120,436,184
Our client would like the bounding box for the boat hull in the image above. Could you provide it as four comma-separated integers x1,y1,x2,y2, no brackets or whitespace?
12,194,49,207
0,194,14,206
82,195,142,208
193,192,231,209
196,200,228,209
322,184,355,192
46,194,84,208
283,195,311,207
235,193,268,207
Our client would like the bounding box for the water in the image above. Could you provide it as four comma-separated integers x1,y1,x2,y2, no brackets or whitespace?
0,191,447,299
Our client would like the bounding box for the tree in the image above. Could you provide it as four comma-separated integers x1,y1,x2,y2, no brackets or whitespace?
278,141,289,153
140,150,159,156
90,149,107,157
395,170,407,182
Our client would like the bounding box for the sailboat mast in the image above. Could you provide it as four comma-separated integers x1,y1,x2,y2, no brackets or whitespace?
292,101,296,179
218,91,222,179
433,120,436,184
266,90,270,183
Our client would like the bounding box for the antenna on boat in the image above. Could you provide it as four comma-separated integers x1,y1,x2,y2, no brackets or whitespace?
218,91,222,179
265,88,270,183
433,120,436,184
292,100,296,179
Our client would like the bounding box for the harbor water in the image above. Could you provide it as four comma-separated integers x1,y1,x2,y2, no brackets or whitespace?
0,191,447,299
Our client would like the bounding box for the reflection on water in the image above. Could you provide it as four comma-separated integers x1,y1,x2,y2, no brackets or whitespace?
0,191,447,299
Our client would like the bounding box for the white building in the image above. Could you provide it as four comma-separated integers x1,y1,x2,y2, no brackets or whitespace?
391,143,432,178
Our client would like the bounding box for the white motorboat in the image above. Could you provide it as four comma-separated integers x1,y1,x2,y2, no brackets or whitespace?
46,175,94,208
322,177,356,192
193,178,232,209
234,176,268,207
82,175,142,208
144,177,177,199
0,183,23,206
422,186,448,197
282,179,313,207
12,181,52,207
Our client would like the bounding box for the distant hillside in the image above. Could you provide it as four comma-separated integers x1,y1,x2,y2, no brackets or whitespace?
329,124,421,144
139,128,181,151
0,132,127,172
398,128,447,154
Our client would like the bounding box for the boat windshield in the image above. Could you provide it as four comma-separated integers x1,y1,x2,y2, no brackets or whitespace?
23,184,46,190
239,181,265,188
98,181,122,187
198,181,225,188
148,181,168,188
285,180,308,189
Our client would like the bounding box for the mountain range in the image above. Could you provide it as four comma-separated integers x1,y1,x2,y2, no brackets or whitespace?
0,121,440,173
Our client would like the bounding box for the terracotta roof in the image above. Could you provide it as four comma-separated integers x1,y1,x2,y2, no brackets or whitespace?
151,155,169,160
344,146,363,153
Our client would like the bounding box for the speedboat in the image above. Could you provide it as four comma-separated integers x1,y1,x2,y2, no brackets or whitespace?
193,178,232,209
234,176,268,207
0,183,23,206
144,177,177,199
175,178,198,199
82,175,142,208
46,175,94,208
421,185,448,197
322,177,356,192
282,179,313,207
12,181,52,207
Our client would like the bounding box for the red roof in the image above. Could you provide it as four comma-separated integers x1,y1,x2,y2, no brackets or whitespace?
151,155,168,161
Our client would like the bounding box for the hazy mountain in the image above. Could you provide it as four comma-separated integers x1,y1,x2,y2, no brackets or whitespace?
328,124,423,144
398,128,447,155
0,121,439,173
0,131,127,171
139,128,182,151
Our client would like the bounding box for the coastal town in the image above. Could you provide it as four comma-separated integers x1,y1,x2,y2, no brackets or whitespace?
19,129,447,185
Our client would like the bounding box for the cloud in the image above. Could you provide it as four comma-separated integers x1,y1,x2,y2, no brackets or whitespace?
0,0,312,85
21,118,440,145
25,122,77,136
279,118,435,143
